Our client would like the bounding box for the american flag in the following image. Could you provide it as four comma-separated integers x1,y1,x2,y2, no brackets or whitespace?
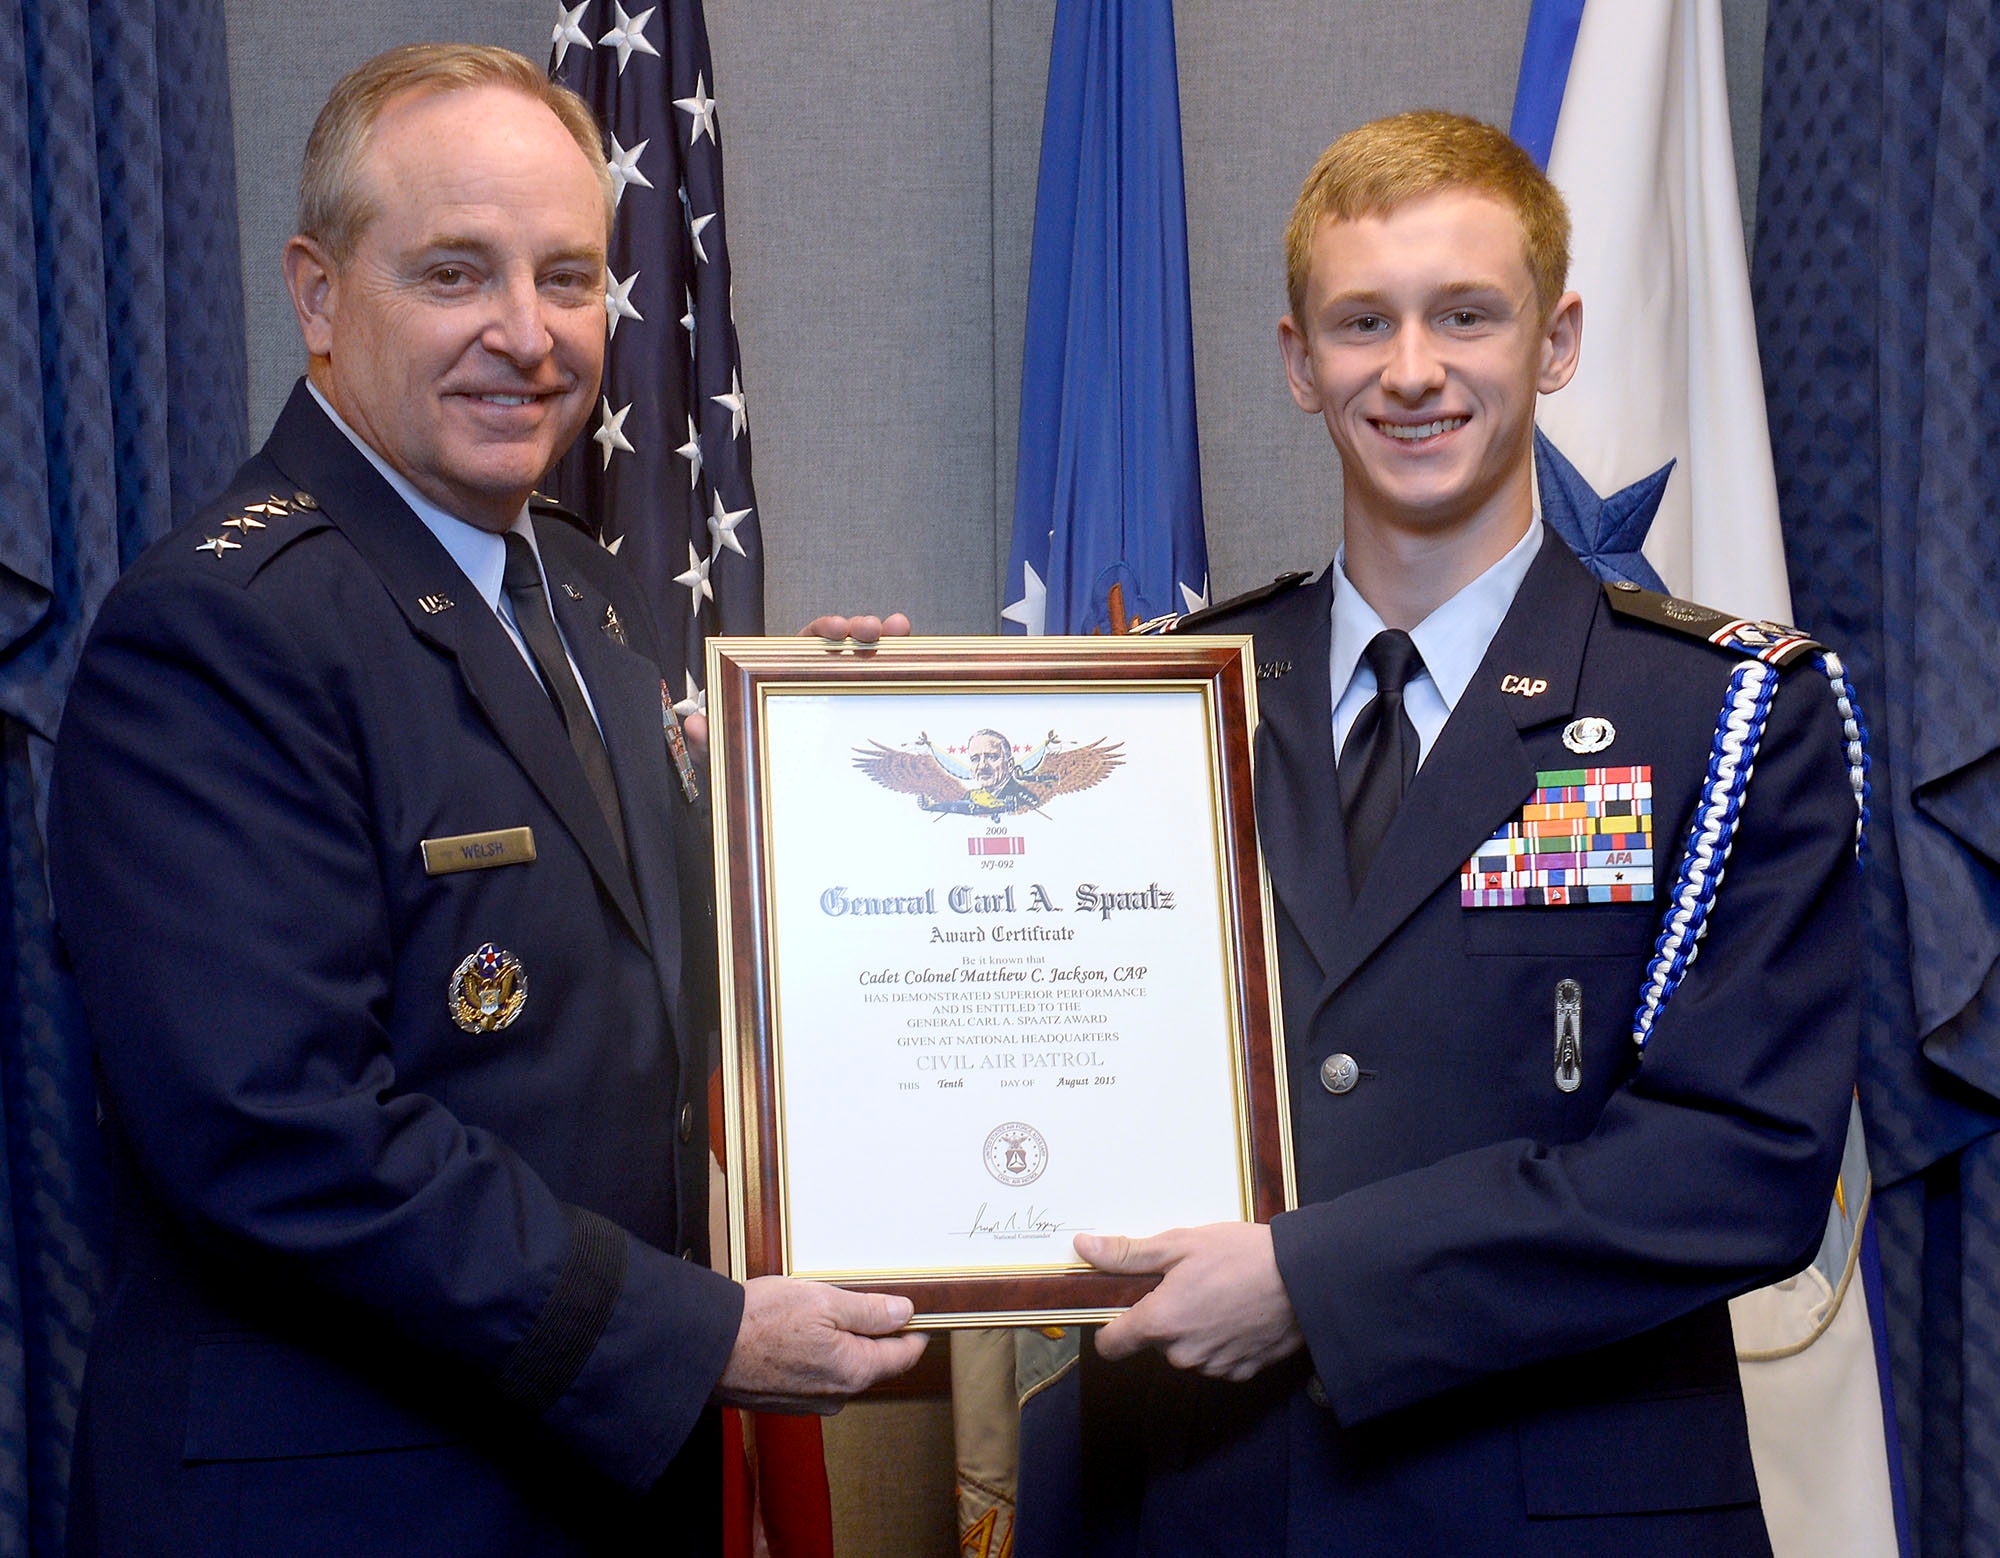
548,0,764,721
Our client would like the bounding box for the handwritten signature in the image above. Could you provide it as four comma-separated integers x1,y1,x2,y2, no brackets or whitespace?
954,1202,1078,1239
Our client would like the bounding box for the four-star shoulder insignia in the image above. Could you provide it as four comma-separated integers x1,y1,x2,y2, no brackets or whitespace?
194,493,320,563
1602,581,1825,668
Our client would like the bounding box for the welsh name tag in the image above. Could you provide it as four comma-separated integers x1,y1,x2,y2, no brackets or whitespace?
421,827,537,876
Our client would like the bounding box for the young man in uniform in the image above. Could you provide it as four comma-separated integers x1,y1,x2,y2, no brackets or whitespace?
1067,110,1860,1555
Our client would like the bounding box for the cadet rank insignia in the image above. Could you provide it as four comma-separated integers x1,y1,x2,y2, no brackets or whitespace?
1462,766,1654,907
448,942,527,1032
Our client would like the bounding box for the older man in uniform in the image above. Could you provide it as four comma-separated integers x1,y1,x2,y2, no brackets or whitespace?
49,45,920,1556
1065,111,1862,1554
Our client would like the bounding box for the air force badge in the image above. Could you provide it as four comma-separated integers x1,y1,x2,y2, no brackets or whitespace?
1563,716,1616,755
449,943,527,1033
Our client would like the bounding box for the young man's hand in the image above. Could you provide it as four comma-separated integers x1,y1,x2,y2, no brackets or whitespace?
1078,1223,1305,1382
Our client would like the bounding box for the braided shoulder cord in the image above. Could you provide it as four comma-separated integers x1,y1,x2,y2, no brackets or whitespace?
1630,661,1778,1052
1813,650,1870,859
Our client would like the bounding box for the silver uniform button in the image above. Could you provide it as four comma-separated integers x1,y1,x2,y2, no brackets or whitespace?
1306,1374,1332,1409
678,1101,695,1142
1320,1053,1360,1094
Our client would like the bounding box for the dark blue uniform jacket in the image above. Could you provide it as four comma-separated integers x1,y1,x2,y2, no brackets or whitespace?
1072,531,1860,1556
49,385,740,1556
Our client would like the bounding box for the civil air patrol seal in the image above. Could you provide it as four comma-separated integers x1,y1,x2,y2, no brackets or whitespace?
984,1122,1048,1187
449,942,527,1033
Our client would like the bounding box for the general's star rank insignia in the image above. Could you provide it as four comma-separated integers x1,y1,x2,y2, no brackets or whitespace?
448,942,527,1033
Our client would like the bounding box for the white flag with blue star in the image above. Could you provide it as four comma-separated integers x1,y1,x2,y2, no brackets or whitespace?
1514,0,1790,624
1514,6,1901,1555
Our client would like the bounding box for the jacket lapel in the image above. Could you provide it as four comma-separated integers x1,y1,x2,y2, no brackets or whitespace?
261,385,649,944
1308,529,1602,1007
1244,569,1350,983
550,574,685,1018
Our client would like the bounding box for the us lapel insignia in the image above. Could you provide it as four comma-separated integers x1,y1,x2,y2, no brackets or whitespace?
448,942,527,1033
561,582,583,600
417,593,455,615
603,604,627,645
1461,766,1654,907
1563,716,1616,755
660,681,701,803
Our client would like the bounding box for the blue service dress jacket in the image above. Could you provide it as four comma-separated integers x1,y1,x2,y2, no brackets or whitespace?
1069,531,1861,1556
47,383,741,1556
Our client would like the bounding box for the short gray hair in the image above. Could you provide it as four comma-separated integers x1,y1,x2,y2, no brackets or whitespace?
298,43,614,261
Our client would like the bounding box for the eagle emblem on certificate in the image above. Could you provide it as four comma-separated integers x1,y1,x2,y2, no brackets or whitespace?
852,729,1123,818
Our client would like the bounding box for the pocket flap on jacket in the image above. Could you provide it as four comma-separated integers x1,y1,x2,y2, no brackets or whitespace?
183,1337,458,1463
1518,1389,1760,1517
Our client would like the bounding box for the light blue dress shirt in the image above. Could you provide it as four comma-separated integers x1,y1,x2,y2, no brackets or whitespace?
307,381,601,727
1329,520,1543,770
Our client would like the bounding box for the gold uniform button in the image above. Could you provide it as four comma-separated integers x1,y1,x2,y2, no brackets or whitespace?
1320,1053,1360,1095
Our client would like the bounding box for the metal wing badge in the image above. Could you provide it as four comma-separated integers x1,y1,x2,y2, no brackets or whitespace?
854,729,1124,818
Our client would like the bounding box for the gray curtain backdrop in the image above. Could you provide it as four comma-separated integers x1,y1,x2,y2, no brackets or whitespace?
225,0,1763,638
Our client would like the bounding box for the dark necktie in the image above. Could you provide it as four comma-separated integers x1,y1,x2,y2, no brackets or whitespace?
1337,628,1425,893
501,532,627,868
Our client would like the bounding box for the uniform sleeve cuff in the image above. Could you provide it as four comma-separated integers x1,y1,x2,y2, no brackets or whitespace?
533,1219,745,1489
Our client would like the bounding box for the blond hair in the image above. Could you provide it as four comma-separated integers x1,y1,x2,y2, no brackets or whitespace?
299,43,613,261
1284,110,1570,324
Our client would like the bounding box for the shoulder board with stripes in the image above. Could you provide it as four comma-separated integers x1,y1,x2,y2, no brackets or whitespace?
1162,570,1314,634
1602,580,1825,668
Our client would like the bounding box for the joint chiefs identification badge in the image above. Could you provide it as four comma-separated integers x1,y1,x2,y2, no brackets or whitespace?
449,942,527,1033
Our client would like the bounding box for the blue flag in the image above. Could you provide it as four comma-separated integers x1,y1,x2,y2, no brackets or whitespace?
987,8,1209,1552
1001,0,1207,637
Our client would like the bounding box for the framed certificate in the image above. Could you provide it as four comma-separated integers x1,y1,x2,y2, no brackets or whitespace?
707,635,1294,1327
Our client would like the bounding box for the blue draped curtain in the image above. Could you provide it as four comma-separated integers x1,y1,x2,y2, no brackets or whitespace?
0,0,245,1546
1755,3,2000,1553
